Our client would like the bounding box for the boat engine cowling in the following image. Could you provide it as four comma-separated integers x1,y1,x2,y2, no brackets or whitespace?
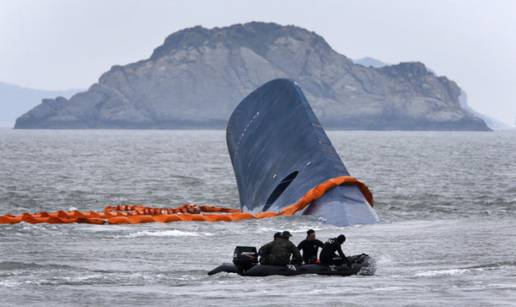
233,246,258,271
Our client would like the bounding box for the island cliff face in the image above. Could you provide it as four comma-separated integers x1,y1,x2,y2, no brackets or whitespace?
15,22,489,130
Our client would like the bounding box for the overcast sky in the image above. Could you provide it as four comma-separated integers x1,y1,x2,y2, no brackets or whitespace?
1,0,515,125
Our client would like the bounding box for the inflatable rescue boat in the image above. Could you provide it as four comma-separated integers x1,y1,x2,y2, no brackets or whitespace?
208,246,376,277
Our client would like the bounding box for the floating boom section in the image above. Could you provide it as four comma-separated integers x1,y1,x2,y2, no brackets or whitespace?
226,79,378,226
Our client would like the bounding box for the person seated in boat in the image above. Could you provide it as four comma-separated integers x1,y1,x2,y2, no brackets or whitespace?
258,232,281,261
297,229,324,264
319,234,351,267
259,231,302,266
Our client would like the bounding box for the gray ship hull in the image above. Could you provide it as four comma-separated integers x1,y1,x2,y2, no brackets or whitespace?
226,79,378,226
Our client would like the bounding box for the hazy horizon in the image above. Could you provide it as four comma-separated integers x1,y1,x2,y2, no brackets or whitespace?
1,0,515,126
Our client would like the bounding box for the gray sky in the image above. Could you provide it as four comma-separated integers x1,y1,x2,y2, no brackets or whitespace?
1,0,515,125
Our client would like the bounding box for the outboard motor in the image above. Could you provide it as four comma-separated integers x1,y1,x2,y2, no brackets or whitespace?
233,246,258,272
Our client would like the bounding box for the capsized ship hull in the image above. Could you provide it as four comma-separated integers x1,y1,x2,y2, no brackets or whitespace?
226,79,378,226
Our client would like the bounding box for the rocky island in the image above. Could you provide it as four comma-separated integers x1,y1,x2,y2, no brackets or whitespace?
15,22,489,130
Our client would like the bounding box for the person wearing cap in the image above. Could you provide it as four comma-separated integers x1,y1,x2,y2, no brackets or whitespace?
297,229,324,264
319,234,351,267
258,231,302,266
258,232,282,263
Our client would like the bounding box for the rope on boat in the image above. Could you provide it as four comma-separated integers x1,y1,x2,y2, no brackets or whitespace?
0,176,373,225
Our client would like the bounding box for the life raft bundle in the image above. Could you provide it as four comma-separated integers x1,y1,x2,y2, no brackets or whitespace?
0,176,373,225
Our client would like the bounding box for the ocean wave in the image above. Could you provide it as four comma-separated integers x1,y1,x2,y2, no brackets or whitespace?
0,261,76,271
253,225,324,235
464,261,516,270
0,280,23,288
413,262,516,277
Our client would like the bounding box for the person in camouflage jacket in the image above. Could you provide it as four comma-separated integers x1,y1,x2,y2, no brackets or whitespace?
259,231,302,266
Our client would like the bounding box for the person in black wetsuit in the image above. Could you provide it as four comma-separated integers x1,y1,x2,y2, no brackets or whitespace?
319,234,351,267
297,229,324,264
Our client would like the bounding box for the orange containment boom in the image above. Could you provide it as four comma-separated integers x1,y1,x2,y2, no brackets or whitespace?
0,176,373,225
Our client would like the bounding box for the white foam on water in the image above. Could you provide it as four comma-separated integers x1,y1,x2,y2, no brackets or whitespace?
0,280,21,288
373,286,409,292
79,224,134,232
123,230,213,238
60,274,104,282
375,254,394,265
414,268,477,277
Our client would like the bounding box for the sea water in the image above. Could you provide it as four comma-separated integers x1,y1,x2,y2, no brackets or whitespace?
0,129,515,306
